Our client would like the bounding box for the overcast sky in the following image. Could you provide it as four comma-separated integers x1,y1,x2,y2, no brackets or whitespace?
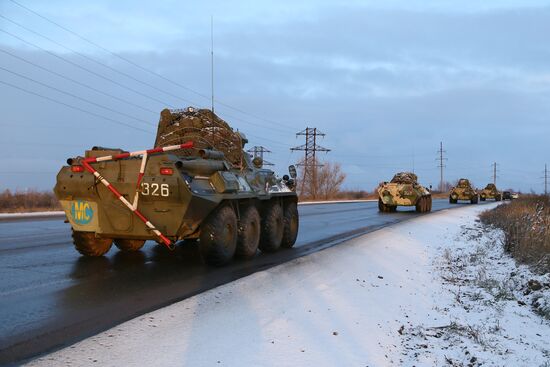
1,0,549,192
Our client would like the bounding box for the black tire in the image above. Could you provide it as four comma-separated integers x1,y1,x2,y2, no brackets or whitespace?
281,201,299,249
449,197,457,204
471,196,478,204
259,202,284,253
427,196,432,211
235,205,261,259
73,231,112,257
416,196,425,213
378,198,393,213
199,206,238,265
114,239,146,252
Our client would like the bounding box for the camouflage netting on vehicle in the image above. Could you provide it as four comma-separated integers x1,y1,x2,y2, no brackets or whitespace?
485,183,496,190
390,172,418,184
154,107,244,167
458,179,470,187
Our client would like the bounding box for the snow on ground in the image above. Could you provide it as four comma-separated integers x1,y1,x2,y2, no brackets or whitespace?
27,203,550,367
0,211,64,220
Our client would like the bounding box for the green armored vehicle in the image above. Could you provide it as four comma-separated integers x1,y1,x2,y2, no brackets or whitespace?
479,183,502,201
54,107,299,265
377,172,432,213
449,178,478,204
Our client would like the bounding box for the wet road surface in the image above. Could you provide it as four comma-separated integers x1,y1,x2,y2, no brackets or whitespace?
0,200,488,364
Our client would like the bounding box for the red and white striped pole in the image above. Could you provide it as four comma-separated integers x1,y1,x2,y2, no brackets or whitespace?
80,141,193,250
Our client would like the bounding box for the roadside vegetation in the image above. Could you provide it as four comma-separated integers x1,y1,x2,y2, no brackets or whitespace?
480,195,550,274
0,189,60,213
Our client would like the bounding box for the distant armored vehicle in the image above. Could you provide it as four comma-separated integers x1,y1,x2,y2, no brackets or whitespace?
449,178,478,204
54,107,299,265
479,183,502,201
502,191,512,200
377,172,432,213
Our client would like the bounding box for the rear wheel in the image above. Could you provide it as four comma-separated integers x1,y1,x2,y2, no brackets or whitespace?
427,196,432,211
114,239,145,252
73,231,112,257
259,202,284,253
235,205,261,259
471,195,479,204
449,197,457,204
281,201,299,249
199,205,238,265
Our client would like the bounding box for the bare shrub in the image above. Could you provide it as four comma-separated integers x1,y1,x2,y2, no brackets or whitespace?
0,189,60,213
480,195,550,274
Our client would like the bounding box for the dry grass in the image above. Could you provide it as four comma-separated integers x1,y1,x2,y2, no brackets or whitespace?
0,189,61,213
480,195,550,274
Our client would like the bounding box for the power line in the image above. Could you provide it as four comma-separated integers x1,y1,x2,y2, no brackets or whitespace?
0,65,154,127
7,0,298,131
0,28,176,108
0,48,158,114
0,14,201,107
0,79,153,134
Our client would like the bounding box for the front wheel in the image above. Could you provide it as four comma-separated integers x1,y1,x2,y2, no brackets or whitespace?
281,201,299,249
199,206,238,265
73,231,113,256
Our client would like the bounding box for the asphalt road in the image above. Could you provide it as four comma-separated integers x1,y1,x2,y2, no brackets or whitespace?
0,200,489,364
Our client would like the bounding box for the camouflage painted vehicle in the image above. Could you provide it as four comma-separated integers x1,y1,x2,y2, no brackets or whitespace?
54,107,299,265
449,178,478,204
479,183,502,201
377,172,432,213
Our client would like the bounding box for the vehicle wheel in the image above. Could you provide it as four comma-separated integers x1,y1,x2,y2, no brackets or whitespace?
389,205,397,212
281,201,299,249
114,239,146,252
378,198,392,213
72,230,113,257
235,205,261,259
471,196,478,204
449,197,457,204
427,196,432,211
496,195,502,201
259,201,284,253
480,197,486,201
199,205,238,265
416,197,426,213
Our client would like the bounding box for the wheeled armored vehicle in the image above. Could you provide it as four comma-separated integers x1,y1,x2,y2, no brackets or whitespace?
54,107,299,265
479,183,502,201
377,172,432,213
449,178,478,204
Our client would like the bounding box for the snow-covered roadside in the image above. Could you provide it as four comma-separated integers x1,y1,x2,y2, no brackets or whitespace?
27,203,549,367
0,211,64,221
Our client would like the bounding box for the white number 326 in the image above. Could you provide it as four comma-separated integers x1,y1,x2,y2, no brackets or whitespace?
141,183,169,197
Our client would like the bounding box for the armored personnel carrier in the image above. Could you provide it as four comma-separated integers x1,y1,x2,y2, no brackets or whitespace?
54,107,299,265
377,172,432,213
449,178,478,204
479,183,502,201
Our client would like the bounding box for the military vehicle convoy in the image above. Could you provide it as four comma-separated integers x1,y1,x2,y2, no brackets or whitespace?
54,107,299,265
449,178,478,204
377,172,432,213
479,183,502,201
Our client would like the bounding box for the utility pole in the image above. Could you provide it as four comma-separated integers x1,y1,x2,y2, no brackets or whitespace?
247,146,274,166
436,141,447,192
493,162,498,185
291,127,330,198
544,164,548,195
